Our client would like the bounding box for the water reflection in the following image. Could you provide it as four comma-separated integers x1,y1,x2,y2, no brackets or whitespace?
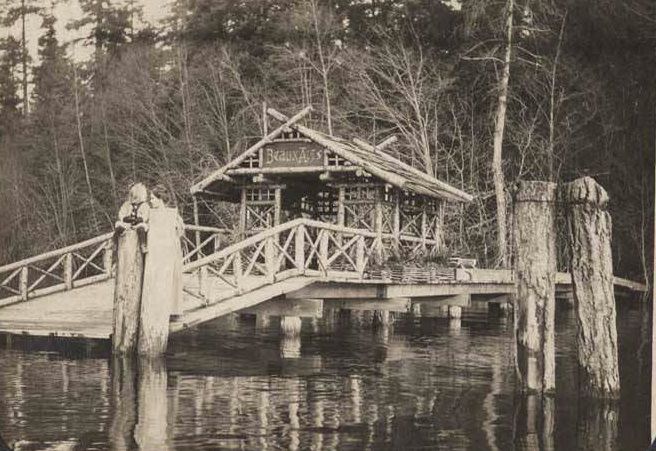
513,394,555,451
576,399,619,451
0,300,649,450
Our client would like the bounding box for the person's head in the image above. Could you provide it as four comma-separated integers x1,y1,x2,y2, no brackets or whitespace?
151,184,170,205
128,183,148,204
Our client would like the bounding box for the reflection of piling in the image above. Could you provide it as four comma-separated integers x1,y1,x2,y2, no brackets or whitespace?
110,356,170,451
280,316,302,337
372,310,390,329
134,358,170,450
564,177,620,398
576,399,618,451
513,181,557,394
513,394,555,451
109,356,138,450
280,316,302,358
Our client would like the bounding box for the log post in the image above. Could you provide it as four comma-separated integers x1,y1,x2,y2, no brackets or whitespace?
393,192,401,257
63,252,73,290
563,176,620,398
513,180,557,394
319,231,329,274
233,252,243,294
19,266,28,301
265,236,276,283
239,188,247,240
138,208,182,356
448,305,462,319
420,207,428,253
355,236,366,276
192,196,206,296
113,229,144,354
372,310,390,330
374,187,384,264
103,240,114,277
295,224,305,273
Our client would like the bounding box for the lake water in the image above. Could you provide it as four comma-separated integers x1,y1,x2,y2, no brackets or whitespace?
0,299,650,450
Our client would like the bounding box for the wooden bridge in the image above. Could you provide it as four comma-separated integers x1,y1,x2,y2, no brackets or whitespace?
0,218,646,340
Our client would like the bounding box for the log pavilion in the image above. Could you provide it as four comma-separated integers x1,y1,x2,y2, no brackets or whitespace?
190,106,473,261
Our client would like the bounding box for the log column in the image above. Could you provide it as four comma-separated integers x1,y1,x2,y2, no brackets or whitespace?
113,229,143,354
513,181,557,394
563,176,620,398
138,208,182,356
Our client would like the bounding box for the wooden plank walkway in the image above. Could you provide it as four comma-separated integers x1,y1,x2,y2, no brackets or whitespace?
0,269,646,340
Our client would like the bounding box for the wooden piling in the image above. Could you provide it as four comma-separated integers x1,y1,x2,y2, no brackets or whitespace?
138,208,182,356
372,310,390,329
513,181,557,394
563,176,620,398
112,229,144,354
448,305,462,319
280,316,302,337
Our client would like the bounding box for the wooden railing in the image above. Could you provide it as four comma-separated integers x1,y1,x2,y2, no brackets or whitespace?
182,218,439,304
0,224,228,307
0,219,438,308
181,224,229,264
0,233,114,306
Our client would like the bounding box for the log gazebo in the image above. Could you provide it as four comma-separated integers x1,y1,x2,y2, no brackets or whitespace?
190,106,472,264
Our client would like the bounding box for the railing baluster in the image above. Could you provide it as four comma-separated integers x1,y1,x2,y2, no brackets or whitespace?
265,236,276,283
356,236,366,276
295,224,305,273
232,251,243,294
319,230,329,274
64,253,73,290
19,267,28,301
103,240,113,277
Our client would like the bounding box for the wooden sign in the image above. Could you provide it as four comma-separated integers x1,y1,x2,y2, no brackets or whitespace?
262,140,324,168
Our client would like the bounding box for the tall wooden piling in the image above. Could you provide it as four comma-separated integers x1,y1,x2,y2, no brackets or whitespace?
513,181,557,394
563,176,619,398
112,230,144,354
138,208,183,356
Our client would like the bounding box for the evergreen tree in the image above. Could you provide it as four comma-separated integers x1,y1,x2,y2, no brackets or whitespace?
1,0,43,115
0,36,21,129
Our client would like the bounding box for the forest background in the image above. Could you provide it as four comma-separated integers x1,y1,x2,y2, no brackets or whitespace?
0,0,653,285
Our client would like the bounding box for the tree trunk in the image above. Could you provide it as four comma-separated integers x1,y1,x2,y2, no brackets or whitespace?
72,60,99,230
513,181,557,394
311,0,333,135
564,176,620,398
492,0,514,267
547,12,567,182
101,100,117,205
21,0,28,115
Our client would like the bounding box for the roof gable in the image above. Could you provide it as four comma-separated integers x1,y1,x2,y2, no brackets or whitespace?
190,107,473,203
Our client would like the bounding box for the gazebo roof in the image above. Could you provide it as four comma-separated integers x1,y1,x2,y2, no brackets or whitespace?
190,107,473,203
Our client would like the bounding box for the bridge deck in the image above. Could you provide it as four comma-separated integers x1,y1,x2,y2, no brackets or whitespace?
0,270,645,340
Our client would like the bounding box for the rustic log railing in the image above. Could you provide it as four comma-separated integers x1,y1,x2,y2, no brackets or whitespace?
0,233,115,306
181,224,228,264
182,218,440,304
0,224,229,307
